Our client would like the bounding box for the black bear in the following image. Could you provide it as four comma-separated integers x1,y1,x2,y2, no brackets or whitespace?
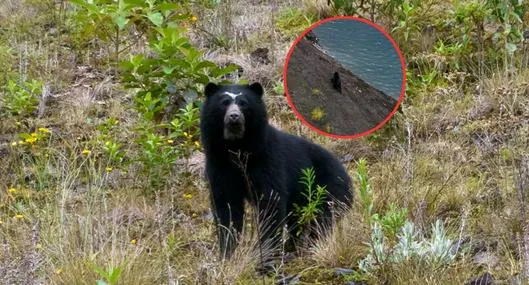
331,71,342,93
200,82,352,258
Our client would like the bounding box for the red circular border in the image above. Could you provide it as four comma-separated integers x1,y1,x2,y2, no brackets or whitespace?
283,16,407,139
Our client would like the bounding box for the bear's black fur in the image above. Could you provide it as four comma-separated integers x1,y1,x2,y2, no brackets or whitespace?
200,82,352,258
332,71,342,93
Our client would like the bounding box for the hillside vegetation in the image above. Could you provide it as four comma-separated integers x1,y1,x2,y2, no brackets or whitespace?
0,0,528,284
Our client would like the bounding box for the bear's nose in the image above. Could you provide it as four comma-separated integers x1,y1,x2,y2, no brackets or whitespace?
229,113,239,120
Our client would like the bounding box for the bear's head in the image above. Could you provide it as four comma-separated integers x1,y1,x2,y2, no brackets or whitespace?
201,82,267,144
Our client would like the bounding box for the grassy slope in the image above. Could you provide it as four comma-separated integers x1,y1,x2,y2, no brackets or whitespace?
0,0,528,284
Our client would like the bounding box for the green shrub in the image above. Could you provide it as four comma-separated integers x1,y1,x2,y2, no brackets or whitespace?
1,79,43,117
69,0,191,65
120,26,238,122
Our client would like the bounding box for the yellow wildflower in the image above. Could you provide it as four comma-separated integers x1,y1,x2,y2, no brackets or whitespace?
191,15,198,22
130,239,137,245
38,127,50,133
183,132,189,138
194,141,200,147
36,243,43,249
55,268,62,275
192,213,197,218
183,193,193,199
8,188,16,193
31,132,37,137
14,214,24,219
0,220,3,225
167,139,174,144
105,167,113,172
25,137,37,144
81,149,91,156
18,140,25,145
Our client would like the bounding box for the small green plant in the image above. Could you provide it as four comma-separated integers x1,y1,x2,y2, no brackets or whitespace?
356,159,374,227
2,79,43,117
419,68,439,88
136,123,177,188
94,117,126,170
311,88,321,96
273,81,284,95
310,107,326,121
167,103,201,156
373,203,408,240
434,40,465,70
91,262,122,285
293,167,328,236
391,1,422,42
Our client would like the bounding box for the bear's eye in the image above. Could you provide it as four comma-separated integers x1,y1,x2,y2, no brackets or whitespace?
221,98,231,106
238,100,248,107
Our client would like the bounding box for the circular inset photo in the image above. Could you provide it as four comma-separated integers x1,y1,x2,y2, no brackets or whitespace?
284,16,406,138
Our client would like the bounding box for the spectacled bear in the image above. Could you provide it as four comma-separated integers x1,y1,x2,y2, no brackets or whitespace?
200,82,352,259
332,71,342,93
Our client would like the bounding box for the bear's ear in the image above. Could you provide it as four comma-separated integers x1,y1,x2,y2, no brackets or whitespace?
205,83,219,98
248,82,264,98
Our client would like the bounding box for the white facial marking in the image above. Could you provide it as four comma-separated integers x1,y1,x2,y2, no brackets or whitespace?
223,91,242,100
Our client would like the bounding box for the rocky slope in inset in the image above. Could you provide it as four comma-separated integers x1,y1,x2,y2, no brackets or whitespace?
286,38,398,135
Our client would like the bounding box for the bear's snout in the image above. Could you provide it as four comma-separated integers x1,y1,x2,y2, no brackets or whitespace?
228,112,240,122
223,103,245,140
224,104,245,125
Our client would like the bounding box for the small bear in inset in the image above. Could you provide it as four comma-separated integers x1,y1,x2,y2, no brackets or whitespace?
331,71,342,93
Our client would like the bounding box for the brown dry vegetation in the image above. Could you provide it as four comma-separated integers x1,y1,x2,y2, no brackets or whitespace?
0,0,528,284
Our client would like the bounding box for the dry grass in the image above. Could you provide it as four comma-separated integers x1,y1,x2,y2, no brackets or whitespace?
1,0,529,284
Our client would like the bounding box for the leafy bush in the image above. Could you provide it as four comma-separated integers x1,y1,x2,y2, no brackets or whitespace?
69,0,191,64
1,79,43,117
486,0,527,57
134,103,201,189
120,26,238,122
